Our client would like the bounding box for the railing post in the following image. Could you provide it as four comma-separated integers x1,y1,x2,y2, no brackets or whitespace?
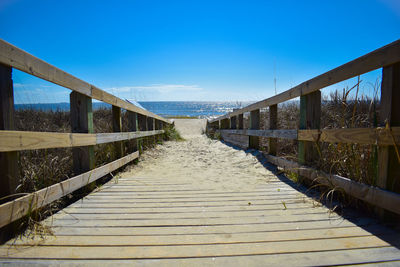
70,91,95,175
137,114,147,152
377,62,400,219
298,91,321,165
230,116,237,129
126,111,138,152
0,64,18,201
249,110,260,149
147,117,155,146
268,104,278,155
220,118,229,129
0,63,18,241
112,105,123,159
238,114,244,129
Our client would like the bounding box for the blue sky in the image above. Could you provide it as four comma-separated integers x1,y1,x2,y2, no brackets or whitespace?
1,0,399,103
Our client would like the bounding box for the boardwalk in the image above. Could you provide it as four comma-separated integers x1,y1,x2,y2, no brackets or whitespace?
1,119,400,266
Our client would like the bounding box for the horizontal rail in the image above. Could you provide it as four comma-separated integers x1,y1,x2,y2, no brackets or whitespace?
0,39,170,124
216,127,400,145
0,151,139,229
210,39,400,122
0,130,164,152
217,129,297,139
264,154,400,215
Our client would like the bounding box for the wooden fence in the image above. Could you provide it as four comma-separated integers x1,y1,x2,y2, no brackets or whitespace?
0,39,171,229
207,39,400,217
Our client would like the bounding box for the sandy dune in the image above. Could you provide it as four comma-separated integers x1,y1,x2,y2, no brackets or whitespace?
121,119,277,190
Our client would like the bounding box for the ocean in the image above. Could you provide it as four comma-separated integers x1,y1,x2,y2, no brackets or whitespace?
15,101,253,119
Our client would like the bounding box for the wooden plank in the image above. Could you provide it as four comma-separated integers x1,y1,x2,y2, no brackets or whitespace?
210,39,400,123
0,130,163,152
0,151,139,229
0,236,396,259
299,127,400,145
70,92,94,174
47,213,344,227
0,63,18,199
49,217,376,236
112,105,123,159
268,104,277,155
52,209,326,221
1,247,399,267
10,225,392,246
249,110,260,149
264,154,400,215
217,129,297,139
298,90,321,165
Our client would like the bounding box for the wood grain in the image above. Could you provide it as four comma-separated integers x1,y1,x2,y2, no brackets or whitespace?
0,130,164,152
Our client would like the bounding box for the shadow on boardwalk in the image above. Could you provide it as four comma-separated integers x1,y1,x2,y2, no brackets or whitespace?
222,139,400,250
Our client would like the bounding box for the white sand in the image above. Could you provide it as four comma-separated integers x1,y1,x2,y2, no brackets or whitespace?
120,119,277,190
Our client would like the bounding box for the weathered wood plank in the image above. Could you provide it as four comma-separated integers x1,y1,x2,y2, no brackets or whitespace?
0,236,396,259
217,129,297,139
0,130,163,152
1,248,399,267
11,225,392,246
0,151,139,228
210,39,400,122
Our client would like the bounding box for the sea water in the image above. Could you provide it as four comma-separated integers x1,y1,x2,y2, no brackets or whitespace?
15,101,252,119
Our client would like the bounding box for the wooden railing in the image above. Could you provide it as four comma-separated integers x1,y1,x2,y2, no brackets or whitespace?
0,39,171,229
207,39,400,216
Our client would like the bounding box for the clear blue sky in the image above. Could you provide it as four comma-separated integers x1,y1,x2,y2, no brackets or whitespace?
1,0,399,103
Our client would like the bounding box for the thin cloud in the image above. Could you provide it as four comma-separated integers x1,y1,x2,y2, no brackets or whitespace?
107,84,203,94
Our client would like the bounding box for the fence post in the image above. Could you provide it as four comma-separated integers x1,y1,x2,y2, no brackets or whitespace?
70,91,95,175
137,114,147,153
0,64,18,242
249,110,260,149
127,111,138,152
147,117,155,146
112,105,123,159
0,64,18,200
298,91,321,165
221,118,229,129
238,114,244,129
230,116,237,129
268,104,278,156
377,62,400,220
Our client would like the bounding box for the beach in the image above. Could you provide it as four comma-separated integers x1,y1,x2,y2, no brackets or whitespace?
120,119,278,190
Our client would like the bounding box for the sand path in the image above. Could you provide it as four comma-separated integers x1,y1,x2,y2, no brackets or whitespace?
120,119,277,189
